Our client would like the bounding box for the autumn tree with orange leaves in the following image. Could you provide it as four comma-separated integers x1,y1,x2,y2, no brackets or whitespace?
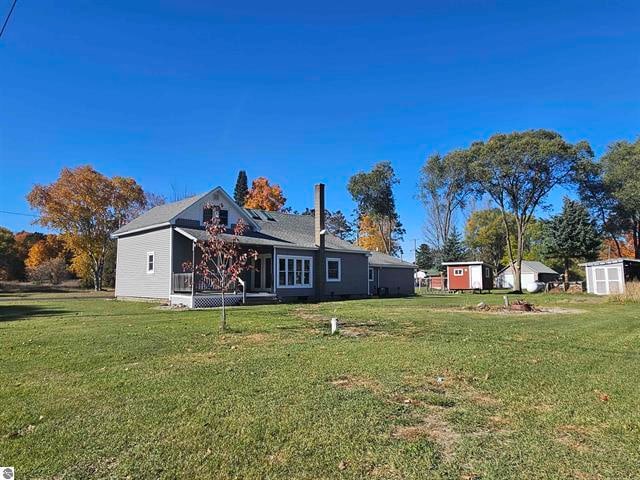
27,166,146,290
244,177,286,211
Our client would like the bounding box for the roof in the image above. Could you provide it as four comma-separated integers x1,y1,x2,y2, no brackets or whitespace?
113,193,207,236
579,258,640,267
176,209,368,253
112,187,260,237
368,251,416,269
498,260,559,275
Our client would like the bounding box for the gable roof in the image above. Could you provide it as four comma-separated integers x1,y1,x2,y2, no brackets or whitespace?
368,251,416,269
112,187,260,237
498,260,559,275
175,209,368,253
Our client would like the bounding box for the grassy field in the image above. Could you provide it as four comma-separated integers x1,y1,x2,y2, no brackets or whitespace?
1,292,639,479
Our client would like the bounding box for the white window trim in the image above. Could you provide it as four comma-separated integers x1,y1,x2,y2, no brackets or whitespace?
146,251,155,274
277,255,313,289
453,268,464,276
368,267,374,281
326,257,341,282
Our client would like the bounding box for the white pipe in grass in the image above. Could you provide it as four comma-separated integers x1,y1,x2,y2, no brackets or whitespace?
331,318,339,335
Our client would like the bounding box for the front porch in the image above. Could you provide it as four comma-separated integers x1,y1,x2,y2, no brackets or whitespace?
170,228,277,308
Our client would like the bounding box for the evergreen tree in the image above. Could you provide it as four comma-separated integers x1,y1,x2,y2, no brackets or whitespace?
543,198,601,287
441,226,467,265
233,170,249,206
415,243,437,270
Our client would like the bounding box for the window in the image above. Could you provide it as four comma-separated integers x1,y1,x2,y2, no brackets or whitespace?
146,252,155,274
277,255,312,288
203,207,229,226
484,267,490,278
326,258,341,282
453,268,464,276
368,268,374,281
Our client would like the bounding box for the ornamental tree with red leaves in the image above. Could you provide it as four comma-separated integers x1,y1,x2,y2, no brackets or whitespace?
184,204,257,331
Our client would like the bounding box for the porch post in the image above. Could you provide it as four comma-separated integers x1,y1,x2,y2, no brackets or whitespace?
191,241,196,296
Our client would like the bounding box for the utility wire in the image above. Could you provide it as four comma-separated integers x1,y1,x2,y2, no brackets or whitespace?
0,0,18,39
0,209,37,217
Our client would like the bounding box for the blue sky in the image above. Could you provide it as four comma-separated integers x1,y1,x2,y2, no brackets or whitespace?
1,0,638,259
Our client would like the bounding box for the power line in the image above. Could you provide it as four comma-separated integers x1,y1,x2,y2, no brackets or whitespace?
0,209,37,217
0,0,18,39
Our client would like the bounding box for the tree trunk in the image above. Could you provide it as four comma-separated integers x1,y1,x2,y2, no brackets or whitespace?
220,290,226,332
563,257,570,290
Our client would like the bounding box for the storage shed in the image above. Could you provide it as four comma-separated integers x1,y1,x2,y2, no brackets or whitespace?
442,261,493,292
580,258,640,295
496,261,560,290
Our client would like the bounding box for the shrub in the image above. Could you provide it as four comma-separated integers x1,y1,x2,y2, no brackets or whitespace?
27,257,69,285
609,281,640,304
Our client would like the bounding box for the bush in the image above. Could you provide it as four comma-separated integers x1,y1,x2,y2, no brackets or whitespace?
609,282,640,304
27,257,69,285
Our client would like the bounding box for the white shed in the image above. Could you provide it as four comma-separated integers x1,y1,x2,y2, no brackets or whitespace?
580,258,640,295
496,261,559,290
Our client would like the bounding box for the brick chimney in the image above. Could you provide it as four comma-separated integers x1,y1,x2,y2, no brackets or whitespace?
314,183,326,299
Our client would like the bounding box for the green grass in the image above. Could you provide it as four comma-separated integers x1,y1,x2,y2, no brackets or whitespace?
1,292,639,479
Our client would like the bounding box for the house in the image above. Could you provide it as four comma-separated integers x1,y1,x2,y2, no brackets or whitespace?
368,251,416,296
112,183,416,307
496,261,560,289
580,258,640,295
442,261,493,292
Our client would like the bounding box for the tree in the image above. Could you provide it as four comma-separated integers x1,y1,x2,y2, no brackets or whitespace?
13,231,45,279
233,170,249,206
244,177,286,211
578,138,640,259
27,257,68,285
300,209,354,241
543,198,601,287
348,161,405,255
600,231,636,259
187,205,257,331
469,130,592,292
0,227,18,280
356,214,389,252
441,226,467,264
27,165,147,290
465,209,509,268
419,151,473,248
415,243,437,270
25,235,66,269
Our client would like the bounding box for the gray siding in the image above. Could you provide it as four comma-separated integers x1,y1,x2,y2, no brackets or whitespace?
323,251,369,298
115,227,172,299
377,267,415,296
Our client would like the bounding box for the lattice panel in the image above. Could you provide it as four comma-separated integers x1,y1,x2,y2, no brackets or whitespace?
192,294,243,309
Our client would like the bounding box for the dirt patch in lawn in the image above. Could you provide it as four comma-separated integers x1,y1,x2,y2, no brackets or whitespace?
330,375,383,393
391,413,461,460
432,306,586,316
555,424,594,453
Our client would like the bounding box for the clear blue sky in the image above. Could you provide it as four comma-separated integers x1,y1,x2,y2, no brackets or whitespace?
1,0,638,259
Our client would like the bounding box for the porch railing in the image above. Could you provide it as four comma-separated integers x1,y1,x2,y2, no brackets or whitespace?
172,273,245,301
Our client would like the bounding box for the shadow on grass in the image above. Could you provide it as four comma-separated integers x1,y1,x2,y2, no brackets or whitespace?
0,304,72,322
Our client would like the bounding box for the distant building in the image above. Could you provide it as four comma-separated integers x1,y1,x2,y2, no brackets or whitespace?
496,261,560,289
442,261,493,292
580,258,640,295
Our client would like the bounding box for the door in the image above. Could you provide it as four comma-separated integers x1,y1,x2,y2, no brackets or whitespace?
593,266,623,295
252,254,273,292
470,265,482,289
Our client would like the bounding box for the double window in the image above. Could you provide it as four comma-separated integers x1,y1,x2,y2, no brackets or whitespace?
326,258,341,282
147,252,155,274
203,207,229,226
278,255,312,288
453,268,464,276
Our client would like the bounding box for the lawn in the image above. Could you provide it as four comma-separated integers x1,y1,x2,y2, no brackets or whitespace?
1,292,639,479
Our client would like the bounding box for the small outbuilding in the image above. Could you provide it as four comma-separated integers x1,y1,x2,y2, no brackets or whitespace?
442,261,493,292
580,258,640,295
496,261,560,290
